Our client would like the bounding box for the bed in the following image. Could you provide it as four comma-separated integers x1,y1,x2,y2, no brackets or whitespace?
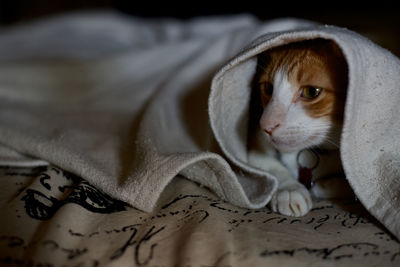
1,166,399,266
0,11,399,266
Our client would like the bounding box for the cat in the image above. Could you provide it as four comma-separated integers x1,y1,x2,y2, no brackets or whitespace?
248,38,353,217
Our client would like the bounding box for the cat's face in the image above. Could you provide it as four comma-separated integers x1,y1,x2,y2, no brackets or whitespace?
257,39,347,153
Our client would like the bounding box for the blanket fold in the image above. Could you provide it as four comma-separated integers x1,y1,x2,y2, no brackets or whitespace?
0,12,399,239
209,26,400,240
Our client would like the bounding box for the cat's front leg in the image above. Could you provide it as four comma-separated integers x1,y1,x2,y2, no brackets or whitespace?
248,153,313,216
270,181,312,217
268,151,312,217
248,136,312,217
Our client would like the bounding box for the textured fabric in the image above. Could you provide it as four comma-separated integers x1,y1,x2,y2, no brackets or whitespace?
1,166,399,266
209,26,400,239
0,12,399,241
0,12,313,212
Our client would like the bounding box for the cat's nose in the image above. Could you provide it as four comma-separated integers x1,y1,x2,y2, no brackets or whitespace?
263,123,280,135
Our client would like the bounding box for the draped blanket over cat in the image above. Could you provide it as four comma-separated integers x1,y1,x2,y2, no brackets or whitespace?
209,23,400,239
248,39,353,216
1,15,400,239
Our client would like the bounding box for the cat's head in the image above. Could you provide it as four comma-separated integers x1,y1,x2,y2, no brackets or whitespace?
256,39,348,153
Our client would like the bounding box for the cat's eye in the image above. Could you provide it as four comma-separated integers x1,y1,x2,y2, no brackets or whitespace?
260,82,273,96
300,86,323,100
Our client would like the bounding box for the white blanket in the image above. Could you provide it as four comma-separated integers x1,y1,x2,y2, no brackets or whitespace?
0,12,399,240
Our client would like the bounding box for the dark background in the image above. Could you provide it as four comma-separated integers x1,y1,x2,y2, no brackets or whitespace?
0,1,399,55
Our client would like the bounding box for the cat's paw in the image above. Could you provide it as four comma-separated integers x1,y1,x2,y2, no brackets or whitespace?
311,176,354,199
270,185,312,217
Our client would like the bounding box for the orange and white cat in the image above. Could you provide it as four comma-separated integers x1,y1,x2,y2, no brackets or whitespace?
248,39,353,217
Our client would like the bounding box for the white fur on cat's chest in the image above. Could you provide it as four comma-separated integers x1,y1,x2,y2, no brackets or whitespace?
248,129,343,186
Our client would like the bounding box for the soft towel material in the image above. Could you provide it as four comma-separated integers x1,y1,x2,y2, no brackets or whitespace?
209,26,400,240
0,12,399,240
0,12,313,211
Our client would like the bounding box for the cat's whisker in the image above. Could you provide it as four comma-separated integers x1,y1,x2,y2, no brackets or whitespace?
324,139,340,149
285,124,331,131
278,128,330,139
310,133,340,149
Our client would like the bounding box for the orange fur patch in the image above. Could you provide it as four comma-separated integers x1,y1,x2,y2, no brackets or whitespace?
257,39,348,122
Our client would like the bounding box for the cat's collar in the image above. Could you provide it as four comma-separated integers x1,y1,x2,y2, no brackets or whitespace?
296,148,327,189
296,147,339,189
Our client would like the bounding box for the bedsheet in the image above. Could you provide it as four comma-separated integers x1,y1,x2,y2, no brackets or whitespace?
1,166,399,266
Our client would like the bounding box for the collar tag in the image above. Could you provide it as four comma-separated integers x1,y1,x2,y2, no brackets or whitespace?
297,149,320,189
298,167,314,189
